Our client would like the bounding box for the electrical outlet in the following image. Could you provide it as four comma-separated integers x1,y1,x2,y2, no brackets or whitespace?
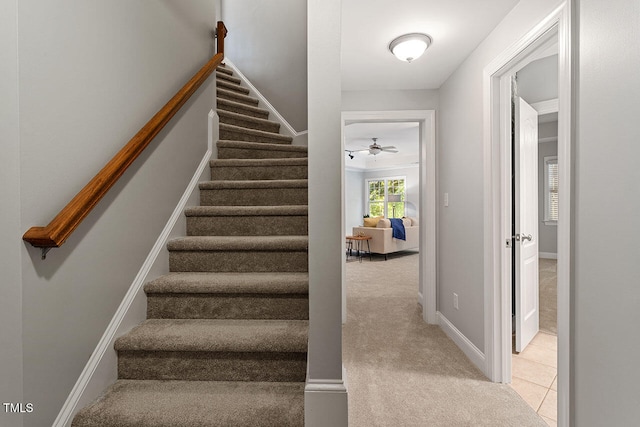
444,193,449,207
453,293,459,310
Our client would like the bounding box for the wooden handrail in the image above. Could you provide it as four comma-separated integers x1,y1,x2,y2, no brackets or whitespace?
23,21,228,255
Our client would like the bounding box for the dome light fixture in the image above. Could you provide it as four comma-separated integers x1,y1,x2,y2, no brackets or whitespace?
389,33,432,63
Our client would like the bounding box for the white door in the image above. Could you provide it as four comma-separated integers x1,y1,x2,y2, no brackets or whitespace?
515,97,539,352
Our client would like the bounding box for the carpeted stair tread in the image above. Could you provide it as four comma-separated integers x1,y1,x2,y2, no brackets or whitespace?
216,71,241,84
144,273,309,320
198,179,307,207
218,110,280,133
217,64,234,75
217,88,259,106
167,235,308,252
217,98,270,119
209,158,307,180
185,206,308,236
185,205,308,217
144,272,309,294
71,380,304,427
217,79,251,95
217,145,307,160
217,140,306,152
199,179,307,190
220,123,293,144
114,318,308,353
217,140,307,157
211,158,307,168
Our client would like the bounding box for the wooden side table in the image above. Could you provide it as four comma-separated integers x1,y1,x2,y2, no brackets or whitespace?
345,235,372,262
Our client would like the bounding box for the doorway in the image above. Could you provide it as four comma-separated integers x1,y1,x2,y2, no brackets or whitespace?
511,57,560,423
483,3,572,426
340,110,436,325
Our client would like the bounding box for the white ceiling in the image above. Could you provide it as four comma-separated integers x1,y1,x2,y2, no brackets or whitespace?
344,122,419,170
341,0,521,91
341,0,523,170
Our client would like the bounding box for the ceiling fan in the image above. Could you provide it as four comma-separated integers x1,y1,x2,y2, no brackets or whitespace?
346,138,398,157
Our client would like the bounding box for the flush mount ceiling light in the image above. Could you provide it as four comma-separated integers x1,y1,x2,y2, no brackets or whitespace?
389,33,432,63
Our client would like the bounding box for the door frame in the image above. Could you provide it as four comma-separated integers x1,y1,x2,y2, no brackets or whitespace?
341,110,437,325
482,2,572,426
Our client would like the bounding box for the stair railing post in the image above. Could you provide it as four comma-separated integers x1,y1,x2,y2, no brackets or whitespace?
216,21,227,55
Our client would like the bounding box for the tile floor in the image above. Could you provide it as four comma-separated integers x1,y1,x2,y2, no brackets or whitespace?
511,331,558,426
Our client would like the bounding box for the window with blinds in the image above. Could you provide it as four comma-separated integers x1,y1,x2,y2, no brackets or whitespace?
544,156,558,223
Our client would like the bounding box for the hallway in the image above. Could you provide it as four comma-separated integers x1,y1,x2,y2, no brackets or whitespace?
343,251,546,426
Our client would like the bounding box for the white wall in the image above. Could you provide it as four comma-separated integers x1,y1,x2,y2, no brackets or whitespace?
517,55,559,103
574,0,640,424
307,0,342,380
0,1,24,426
539,120,558,140
15,2,217,425
221,0,307,132
344,169,365,232
306,0,348,424
342,89,438,111
436,0,563,350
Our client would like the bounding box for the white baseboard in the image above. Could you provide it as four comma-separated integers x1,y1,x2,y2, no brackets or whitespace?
223,58,308,144
539,252,558,259
305,366,348,427
52,111,218,427
437,312,487,376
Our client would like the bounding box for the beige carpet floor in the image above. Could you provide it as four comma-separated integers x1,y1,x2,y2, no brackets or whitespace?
539,258,557,335
343,251,546,426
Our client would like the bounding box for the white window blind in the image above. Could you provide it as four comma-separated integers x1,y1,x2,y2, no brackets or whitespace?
544,156,558,223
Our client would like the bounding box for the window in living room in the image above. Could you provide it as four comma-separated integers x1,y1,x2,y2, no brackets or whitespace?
367,177,406,218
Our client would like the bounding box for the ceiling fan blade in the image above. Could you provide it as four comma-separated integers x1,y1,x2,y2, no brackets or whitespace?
383,149,399,153
380,145,397,150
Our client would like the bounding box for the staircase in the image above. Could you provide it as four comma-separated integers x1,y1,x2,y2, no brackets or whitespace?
72,65,308,427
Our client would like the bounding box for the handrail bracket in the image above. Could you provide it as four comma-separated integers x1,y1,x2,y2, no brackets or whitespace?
41,247,52,260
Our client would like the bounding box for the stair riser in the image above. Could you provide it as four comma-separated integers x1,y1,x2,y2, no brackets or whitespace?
217,80,250,95
217,90,259,106
211,165,307,180
219,114,280,133
169,251,308,273
146,294,309,320
200,188,307,206
218,146,308,159
187,216,307,236
118,351,306,382
220,128,290,144
217,100,269,119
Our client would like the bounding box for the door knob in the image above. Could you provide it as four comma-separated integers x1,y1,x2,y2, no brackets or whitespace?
513,233,532,242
